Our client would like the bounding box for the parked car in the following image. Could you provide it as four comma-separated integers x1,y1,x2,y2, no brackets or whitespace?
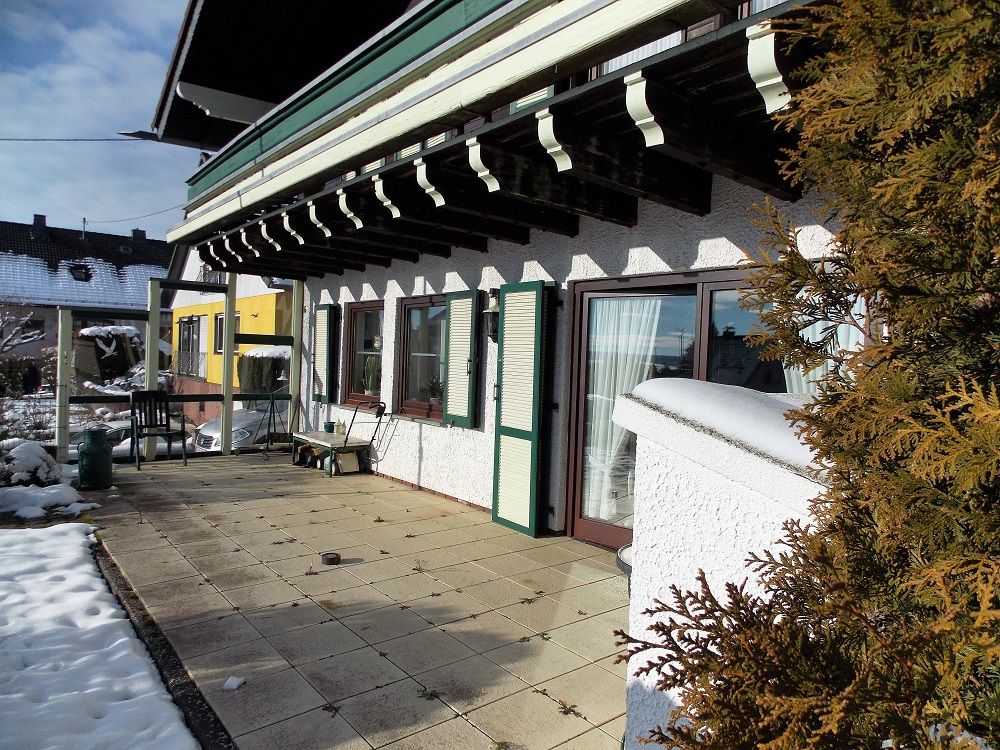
195,399,289,452
62,419,188,459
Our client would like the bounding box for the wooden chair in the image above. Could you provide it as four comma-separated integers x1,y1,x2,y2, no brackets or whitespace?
129,390,187,469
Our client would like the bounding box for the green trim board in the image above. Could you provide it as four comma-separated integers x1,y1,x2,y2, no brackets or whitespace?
443,290,481,429
186,0,516,200
311,304,338,403
233,333,294,346
491,280,546,536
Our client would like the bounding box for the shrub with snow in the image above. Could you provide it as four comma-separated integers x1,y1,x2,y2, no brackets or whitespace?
0,442,98,519
1,441,61,485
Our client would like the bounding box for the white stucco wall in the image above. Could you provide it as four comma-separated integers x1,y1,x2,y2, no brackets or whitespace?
299,175,833,527
611,392,824,748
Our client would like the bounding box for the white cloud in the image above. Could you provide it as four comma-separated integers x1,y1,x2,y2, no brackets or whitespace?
0,0,194,239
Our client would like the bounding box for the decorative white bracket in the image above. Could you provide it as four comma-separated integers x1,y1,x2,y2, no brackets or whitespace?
746,21,790,114
536,109,572,172
414,158,445,207
282,212,305,245
372,175,401,218
239,228,260,258
624,72,665,147
205,241,222,264
223,234,243,262
466,137,500,192
307,200,333,238
259,221,282,252
337,188,363,229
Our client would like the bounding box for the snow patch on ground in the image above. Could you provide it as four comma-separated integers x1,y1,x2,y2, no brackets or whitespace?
0,524,197,750
631,379,816,471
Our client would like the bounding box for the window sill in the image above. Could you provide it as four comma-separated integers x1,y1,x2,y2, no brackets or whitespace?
391,413,444,427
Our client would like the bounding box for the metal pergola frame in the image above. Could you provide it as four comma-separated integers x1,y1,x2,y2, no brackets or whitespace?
55,275,305,464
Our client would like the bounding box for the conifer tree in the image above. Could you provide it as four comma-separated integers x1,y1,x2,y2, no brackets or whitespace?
619,1,1000,747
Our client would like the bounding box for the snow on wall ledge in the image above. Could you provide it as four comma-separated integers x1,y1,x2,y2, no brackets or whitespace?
612,381,824,748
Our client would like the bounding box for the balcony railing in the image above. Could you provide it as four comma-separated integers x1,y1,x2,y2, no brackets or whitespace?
176,352,207,379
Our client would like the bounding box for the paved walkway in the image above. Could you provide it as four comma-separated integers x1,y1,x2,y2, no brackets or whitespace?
94,456,628,749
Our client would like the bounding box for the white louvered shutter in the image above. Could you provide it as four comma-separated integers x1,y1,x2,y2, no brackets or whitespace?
444,291,480,428
312,304,337,403
492,281,545,536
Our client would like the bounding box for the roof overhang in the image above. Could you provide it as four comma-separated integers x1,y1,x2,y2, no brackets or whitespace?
169,0,812,280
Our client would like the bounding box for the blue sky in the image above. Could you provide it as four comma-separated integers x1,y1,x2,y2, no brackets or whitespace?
0,0,196,239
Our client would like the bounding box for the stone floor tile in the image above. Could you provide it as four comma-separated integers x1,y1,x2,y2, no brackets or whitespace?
380,717,494,749
234,708,369,750
313,585,396,619
538,663,625,725
496,597,588,633
229,528,295,548
371,573,452,602
483,637,590,685
329,515,381,532
439,611,536,654
594,653,627,679
507,567,582,596
210,564,282,591
519,545,584,567
348,558,416,584
288,568,367,596
379,627,476,675
410,529,477,550
417,654,531,713
445,540,509,562
266,619,366,665
145,589,237,630
466,687,590,750
340,605,433,644
297,646,408,702
599,714,627,741
489,533,552,553
336,677,456,748
165,612,263,660
224,580,302,610
554,728,621,749
215,518,275,536
458,523,518,542
99,531,171,554
403,591,491,627
242,598,333,636
134,574,213,606
122,557,201,587
265,552,329,577
426,562,497,589
474,552,545,577
550,559,620,585
190,549,261,577
184,638,290,693
545,616,623,662
392,549,465,572
161,526,226,545
175,536,245,559
203,668,325,737
545,579,629,615
202,508,260,523
460,578,537,609
244,540,315,562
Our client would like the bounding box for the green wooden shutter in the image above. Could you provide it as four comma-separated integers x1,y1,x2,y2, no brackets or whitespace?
312,303,338,403
443,290,480,428
492,281,546,536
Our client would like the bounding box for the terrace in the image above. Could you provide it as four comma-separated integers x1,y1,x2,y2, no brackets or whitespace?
95,455,628,749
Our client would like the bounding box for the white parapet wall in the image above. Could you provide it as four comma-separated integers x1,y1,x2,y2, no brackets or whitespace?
612,379,825,748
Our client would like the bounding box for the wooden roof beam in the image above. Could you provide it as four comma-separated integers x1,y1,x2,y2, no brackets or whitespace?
534,107,712,216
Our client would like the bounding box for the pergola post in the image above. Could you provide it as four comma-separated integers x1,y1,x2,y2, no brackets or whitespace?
289,279,304,432
144,278,161,460
220,273,237,455
54,308,73,464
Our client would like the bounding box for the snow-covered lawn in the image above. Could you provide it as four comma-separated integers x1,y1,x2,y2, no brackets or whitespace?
0,524,197,750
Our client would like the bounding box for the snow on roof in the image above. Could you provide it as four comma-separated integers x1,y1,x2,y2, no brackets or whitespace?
630,379,815,471
78,325,141,338
241,344,291,359
0,253,166,309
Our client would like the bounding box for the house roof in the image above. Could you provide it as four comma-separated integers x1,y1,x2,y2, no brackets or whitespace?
0,218,172,310
152,0,413,151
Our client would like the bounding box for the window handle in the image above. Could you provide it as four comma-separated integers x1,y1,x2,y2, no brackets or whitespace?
466,357,472,375
493,384,499,402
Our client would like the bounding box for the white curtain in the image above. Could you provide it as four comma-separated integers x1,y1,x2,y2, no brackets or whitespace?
784,297,867,393
582,297,662,525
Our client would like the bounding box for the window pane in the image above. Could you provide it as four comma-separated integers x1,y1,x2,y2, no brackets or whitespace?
707,289,786,392
351,309,383,394
581,293,697,527
404,304,445,403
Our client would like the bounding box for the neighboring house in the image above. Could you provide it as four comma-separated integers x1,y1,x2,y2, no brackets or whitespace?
157,0,848,550
165,245,292,424
0,215,172,360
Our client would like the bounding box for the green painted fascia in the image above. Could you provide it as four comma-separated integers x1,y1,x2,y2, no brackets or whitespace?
186,0,515,202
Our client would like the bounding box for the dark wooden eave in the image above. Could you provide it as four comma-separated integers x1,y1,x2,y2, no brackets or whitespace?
194,3,806,279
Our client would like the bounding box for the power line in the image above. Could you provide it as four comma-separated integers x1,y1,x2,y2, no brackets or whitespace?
87,204,186,225
0,137,142,142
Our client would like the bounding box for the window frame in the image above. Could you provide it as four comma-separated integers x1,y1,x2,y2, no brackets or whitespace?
177,316,202,378
342,300,385,405
213,312,240,354
394,294,447,419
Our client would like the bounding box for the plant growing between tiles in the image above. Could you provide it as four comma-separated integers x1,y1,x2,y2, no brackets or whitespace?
618,0,1000,747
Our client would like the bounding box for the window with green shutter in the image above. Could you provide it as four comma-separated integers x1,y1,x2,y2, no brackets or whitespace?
443,290,481,428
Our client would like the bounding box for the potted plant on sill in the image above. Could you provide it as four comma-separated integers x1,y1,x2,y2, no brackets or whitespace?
362,355,380,396
421,374,444,405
